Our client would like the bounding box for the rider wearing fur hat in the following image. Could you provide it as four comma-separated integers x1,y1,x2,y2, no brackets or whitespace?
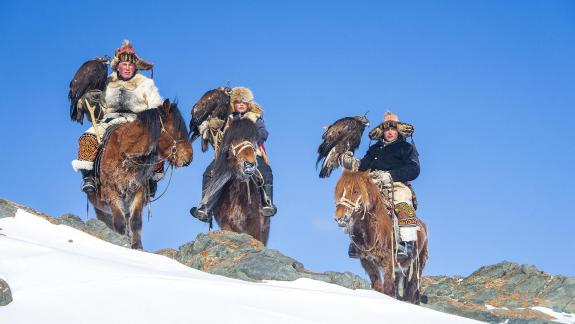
72,40,164,195
190,86,277,221
342,111,421,259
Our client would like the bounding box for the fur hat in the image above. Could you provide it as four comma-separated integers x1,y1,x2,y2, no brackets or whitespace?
230,86,263,115
110,40,154,71
382,111,399,129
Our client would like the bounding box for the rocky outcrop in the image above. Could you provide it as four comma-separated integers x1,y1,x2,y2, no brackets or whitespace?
0,278,12,306
156,230,370,289
421,261,575,323
2,198,574,323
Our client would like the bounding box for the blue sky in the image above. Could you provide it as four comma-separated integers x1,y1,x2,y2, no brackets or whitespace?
1,1,574,277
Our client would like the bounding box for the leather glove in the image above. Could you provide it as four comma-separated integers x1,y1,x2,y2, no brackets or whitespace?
198,120,209,137
339,151,359,171
242,111,259,123
369,170,393,186
207,117,224,130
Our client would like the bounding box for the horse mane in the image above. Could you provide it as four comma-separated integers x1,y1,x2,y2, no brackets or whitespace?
335,170,383,208
137,108,163,147
136,101,189,148
203,119,259,209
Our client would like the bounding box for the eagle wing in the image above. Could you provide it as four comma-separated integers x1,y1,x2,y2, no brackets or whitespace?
189,87,231,144
68,59,108,124
317,117,367,178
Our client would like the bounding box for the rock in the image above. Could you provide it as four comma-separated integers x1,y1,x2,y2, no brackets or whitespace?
158,230,370,290
55,214,131,248
0,278,12,306
421,261,575,323
0,198,18,219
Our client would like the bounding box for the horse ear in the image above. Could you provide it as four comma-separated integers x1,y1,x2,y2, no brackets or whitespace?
163,99,171,114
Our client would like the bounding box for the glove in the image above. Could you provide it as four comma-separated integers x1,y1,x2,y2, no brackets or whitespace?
369,170,393,186
207,117,224,130
339,151,359,171
198,120,209,137
242,111,259,123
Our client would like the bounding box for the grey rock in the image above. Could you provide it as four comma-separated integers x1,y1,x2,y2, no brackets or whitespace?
159,230,370,290
0,198,18,219
0,278,12,306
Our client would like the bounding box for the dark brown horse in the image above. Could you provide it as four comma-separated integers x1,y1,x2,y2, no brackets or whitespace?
88,99,193,249
334,170,428,303
203,118,270,245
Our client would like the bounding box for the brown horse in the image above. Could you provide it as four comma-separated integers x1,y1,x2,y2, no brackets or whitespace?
203,118,270,245
334,170,428,303
88,99,193,249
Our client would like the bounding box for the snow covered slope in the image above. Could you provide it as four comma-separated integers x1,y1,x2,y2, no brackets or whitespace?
0,209,481,324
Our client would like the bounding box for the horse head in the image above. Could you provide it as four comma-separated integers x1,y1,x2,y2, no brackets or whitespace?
218,118,259,180
158,99,193,167
334,170,379,227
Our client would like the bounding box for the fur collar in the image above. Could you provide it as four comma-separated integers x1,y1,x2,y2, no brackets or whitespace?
107,72,147,90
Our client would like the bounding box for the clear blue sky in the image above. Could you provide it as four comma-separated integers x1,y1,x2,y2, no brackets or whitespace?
1,1,574,277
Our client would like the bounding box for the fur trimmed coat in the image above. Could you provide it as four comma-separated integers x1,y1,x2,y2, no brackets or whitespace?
103,72,163,115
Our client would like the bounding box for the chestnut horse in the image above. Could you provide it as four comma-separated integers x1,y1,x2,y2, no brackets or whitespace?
88,99,193,249
334,170,428,303
203,118,270,245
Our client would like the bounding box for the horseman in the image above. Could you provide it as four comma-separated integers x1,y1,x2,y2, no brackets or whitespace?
190,86,277,221
71,40,165,196
342,111,421,259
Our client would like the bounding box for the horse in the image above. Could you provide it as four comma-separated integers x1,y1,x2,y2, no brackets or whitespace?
203,118,270,245
334,170,428,303
88,99,193,249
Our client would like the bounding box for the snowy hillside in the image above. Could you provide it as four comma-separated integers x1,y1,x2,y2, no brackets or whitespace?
0,209,480,324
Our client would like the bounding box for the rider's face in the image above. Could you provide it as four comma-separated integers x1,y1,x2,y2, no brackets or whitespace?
117,61,136,79
384,128,399,142
233,101,249,113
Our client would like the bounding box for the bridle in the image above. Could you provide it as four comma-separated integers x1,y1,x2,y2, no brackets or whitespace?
231,140,255,159
335,188,367,227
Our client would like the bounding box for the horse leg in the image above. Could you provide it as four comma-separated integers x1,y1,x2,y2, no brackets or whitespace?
94,207,113,230
382,250,397,298
128,190,146,250
360,257,386,295
261,213,271,246
109,196,127,236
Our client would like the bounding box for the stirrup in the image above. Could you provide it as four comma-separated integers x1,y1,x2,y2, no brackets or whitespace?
262,204,277,217
82,177,96,193
190,206,211,223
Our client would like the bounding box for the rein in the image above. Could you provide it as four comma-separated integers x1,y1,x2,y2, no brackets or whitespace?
126,115,183,167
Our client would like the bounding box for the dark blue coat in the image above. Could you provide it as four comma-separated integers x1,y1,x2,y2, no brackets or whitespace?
358,137,420,183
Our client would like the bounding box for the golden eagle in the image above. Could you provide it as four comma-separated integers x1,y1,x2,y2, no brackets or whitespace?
316,115,369,178
189,86,232,151
68,56,109,124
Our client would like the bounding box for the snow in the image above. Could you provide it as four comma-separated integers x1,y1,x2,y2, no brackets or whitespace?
485,304,496,310
532,307,575,324
0,209,482,323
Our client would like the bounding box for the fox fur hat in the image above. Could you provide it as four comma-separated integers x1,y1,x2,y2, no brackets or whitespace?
110,39,154,71
229,86,263,115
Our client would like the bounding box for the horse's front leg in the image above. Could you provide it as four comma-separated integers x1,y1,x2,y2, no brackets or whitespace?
382,249,397,297
128,190,146,250
360,257,385,294
109,195,127,236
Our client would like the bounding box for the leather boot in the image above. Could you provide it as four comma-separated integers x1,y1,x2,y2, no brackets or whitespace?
148,179,158,198
261,184,277,217
348,243,360,259
190,204,211,222
81,170,96,193
397,241,415,259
